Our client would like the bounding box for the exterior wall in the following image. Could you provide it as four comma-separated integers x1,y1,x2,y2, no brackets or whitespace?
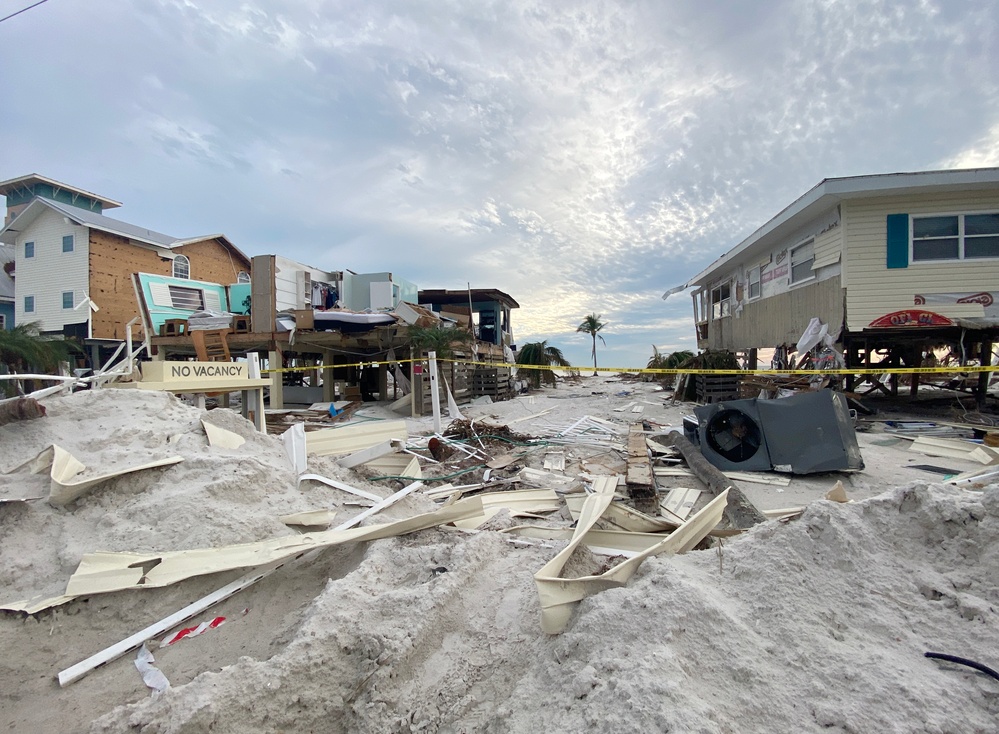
842,190,999,330
14,208,90,334
173,238,250,285
696,205,844,350
89,229,173,340
702,276,845,351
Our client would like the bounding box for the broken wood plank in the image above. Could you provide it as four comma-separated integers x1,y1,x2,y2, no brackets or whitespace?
625,423,655,507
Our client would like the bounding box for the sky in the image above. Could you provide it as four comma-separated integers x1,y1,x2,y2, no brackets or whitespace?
1,0,998,369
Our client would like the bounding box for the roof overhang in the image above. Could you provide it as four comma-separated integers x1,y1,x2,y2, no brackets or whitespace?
0,198,174,252
682,167,999,291
418,288,520,309
0,173,122,210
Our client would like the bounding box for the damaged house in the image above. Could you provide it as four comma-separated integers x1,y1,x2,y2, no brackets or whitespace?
667,168,999,403
0,174,251,365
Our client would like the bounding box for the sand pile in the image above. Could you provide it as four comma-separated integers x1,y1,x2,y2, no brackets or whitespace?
2,386,998,733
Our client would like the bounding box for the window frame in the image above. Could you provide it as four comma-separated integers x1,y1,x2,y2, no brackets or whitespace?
710,281,731,320
0,313,5,329
789,239,815,285
24,295,35,313
748,266,761,300
172,254,191,280
236,271,251,284
910,211,999,263
62,291,74,309
62,235,74,253
24,241,34,258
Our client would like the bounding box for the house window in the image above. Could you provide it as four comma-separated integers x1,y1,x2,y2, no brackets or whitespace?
913,213,999,261
24,296,34,313
790,240,814,284
62,235,74,253
167,285,205,310
172,254,191,280
62,291,74,309
236,271,250,284
748,267,761,300
0,313,5,329
25,241,34,258
710,282,731,320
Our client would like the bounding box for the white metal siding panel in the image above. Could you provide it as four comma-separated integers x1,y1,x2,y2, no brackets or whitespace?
812,224,842,269
13,208,90,333
843,192,999,330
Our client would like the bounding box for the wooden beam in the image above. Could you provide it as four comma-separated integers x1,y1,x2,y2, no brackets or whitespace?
653,431,767,529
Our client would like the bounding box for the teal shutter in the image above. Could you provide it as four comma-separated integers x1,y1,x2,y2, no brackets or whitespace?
886,213,908,269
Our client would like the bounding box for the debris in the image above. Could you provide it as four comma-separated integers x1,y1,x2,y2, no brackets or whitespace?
908,436,999,464
825,481,850,503
534,476,729,634
134,643,169,695
661,487,702,520
543,452,566,472
280,510,338,527
625,423,655,510
202,420,246,449
298,474,381,502
160,616,226,647
0,397,46,426
654,432,767,529
305,420,408,457
23,445,184,508
337,439,403,469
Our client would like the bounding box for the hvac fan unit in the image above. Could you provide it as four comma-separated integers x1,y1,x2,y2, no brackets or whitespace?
694,391,864,475
694,400,773,472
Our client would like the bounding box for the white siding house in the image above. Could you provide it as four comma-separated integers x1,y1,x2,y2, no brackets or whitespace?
12,207,91,334
666,168,999,399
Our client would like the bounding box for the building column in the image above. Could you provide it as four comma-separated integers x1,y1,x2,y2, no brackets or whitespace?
268,350,284,409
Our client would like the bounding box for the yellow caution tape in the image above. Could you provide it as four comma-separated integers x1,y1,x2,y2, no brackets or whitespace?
260,357,998,377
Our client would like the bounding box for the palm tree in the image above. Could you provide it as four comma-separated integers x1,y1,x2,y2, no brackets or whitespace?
0,322,79,397
576,313,606,376
646,346,695,386
407,324,473,360
516,340,572,388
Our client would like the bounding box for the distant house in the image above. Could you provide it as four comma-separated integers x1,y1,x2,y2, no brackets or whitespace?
0,244,13,330
0,174,251,358
667,168,999,397
418,288,519,349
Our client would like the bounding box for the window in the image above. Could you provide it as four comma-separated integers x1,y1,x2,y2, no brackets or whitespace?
24,296,34,313
24,241,34,258
172,254,191,280
62,291,74,309
710,282,731,319
913,213,999,261
167,285,205,310
0,313,5,329
236,271,251,284
62,235,74,253
790,240,814,284
748,267,761,300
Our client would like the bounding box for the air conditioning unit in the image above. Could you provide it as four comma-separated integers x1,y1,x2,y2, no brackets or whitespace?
694,390,864,474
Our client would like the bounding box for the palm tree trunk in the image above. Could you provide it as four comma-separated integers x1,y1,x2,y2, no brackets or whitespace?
591,335,598,376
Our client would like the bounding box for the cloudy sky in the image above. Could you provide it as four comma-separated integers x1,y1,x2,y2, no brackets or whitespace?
2,0,998,368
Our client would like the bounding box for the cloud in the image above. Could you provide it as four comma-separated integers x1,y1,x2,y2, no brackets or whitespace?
1,0,996,369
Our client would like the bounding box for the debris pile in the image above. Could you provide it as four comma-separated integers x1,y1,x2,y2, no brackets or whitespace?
1,381,998,732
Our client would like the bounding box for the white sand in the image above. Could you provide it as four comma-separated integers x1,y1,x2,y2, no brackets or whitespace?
1,380,997,733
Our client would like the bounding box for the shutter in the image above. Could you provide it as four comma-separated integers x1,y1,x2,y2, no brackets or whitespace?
886,213,909,269
149,282,173,306
204,290,222,311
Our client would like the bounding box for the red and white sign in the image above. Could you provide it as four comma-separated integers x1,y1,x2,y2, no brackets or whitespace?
868,310,954,328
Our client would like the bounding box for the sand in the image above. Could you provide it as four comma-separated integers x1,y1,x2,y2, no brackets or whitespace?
1,379,998,733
